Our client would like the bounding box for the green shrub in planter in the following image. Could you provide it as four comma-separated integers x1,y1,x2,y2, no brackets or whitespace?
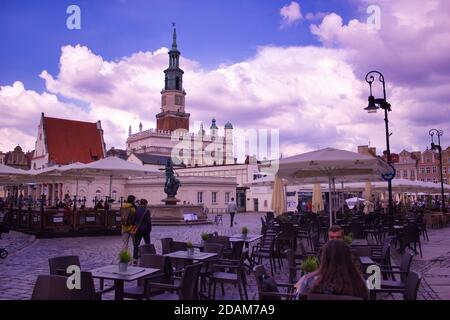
301,256,319,274
343,234,353,246
118,249,132,263
201,233,209,242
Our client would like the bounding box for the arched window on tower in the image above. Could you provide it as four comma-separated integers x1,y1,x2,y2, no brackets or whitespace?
176,77,180,90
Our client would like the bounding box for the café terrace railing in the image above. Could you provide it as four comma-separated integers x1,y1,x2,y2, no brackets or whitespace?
4,204,123,236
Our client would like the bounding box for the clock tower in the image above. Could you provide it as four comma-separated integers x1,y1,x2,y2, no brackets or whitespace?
156,23,190,132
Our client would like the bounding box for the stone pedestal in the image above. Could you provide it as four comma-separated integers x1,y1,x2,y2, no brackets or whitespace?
148,204,211,225
161,197,181,206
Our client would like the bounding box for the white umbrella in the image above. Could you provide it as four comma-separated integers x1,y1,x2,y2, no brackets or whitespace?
0,164,29,175
276,147,391,225
61,157,162,197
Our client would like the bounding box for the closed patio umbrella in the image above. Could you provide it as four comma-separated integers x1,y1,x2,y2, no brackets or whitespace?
271,175,286,216
311,183,324,213
364,181,372,200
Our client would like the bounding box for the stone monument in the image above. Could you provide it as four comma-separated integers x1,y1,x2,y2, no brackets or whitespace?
162,158,181,205
149,158,211,225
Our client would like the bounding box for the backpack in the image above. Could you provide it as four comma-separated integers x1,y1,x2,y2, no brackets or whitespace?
120,206,134,226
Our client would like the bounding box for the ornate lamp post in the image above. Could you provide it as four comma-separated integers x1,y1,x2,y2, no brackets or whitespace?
429,129,447,213
364,70,396,223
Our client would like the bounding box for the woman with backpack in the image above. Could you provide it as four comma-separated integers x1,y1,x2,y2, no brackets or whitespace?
121,195,137,250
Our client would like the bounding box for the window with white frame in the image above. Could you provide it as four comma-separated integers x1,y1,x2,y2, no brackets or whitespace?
225,192,230,203
212,192,217,204
432,166,437,174
426,167,430,174
443,167,447,174
421,168,425,174
197,192,203,204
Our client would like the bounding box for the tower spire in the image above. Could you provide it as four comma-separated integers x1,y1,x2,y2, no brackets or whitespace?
172,22,177,50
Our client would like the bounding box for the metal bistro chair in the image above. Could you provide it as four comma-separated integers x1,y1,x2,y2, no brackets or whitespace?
370,271,422,300
160,237,173,255
139,243,156,256
48,255,112,299
48,255,80,276
208,252,248,300
378,251,414,291
214,214,223,226
123,254,174,300
253,265,296,300
31,275,73,300
199,243,224,294
146,262,203,300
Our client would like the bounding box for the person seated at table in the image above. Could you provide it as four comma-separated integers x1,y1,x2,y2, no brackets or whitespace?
295,240,369,300
328,225,344,240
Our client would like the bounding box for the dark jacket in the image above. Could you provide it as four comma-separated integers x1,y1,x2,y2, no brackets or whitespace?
134,205,152,233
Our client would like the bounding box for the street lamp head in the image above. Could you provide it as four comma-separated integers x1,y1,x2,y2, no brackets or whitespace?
364,95,379,113
431,142,436,150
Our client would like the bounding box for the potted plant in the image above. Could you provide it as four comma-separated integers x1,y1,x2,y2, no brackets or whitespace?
241,226,249,238
300,256,319,275
186,241,194,255
343,233,353,246
118,249,131,273
201,232,209,245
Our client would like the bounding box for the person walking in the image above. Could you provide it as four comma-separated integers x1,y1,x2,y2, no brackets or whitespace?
227,197,238,227
120,195,137,250
132,199,152,264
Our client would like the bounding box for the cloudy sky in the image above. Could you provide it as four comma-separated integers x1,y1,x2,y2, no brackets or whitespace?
0,0,449,159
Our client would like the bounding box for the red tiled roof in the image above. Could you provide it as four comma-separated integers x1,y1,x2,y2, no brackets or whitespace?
43,117,105,165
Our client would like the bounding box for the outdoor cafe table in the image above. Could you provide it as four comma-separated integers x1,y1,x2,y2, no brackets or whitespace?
351,239,369,247
359,256,376,272
164,250,218,263
89,265,159,300
229,234,263,269
229,234,263,246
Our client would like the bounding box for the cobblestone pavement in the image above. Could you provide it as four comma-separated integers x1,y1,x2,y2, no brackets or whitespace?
0,213,449,300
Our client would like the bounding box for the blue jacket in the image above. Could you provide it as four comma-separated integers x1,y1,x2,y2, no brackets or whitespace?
134,206,152,233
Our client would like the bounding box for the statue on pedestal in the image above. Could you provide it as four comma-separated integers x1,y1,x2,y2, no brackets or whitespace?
164,158,180,199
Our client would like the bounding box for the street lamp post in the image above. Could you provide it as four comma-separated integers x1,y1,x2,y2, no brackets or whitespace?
429,129,447,213
364,70,396,223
